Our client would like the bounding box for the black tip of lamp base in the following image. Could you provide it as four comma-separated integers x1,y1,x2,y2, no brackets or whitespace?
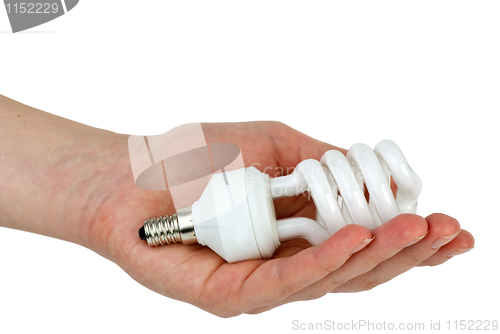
138,226,146,241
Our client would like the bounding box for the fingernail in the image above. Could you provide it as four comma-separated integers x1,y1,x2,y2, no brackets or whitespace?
446,246,474,258
351,237,375,254
404,229,429,248
431,231,461,249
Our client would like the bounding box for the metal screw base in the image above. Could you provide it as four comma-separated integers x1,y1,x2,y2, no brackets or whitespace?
139,207,197,246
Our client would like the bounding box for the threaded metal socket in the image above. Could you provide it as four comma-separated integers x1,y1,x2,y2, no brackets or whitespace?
139,207,197,246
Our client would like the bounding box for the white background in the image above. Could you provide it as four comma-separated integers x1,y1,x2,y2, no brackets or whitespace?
1,1,499,333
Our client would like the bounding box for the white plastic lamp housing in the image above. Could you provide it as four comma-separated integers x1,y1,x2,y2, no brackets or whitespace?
192,167,281,263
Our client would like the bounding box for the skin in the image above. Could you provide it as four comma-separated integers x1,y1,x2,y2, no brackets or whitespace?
0,94,475,317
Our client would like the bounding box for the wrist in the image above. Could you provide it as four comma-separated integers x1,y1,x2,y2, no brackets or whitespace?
0,95,131,252
61,132,131,251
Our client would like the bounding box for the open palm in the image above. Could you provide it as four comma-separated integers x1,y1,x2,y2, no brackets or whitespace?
87,122,474,317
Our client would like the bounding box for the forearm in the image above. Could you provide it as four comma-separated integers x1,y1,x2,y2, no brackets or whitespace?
0,94,128,248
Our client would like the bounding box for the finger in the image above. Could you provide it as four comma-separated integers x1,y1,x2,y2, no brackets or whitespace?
318,214,428,292
418,229,475,266
239,224,372,311
247,214,427,314
332,213,461,293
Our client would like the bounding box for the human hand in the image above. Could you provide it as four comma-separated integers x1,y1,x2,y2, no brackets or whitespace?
83,121,475,317
0,98,474,318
